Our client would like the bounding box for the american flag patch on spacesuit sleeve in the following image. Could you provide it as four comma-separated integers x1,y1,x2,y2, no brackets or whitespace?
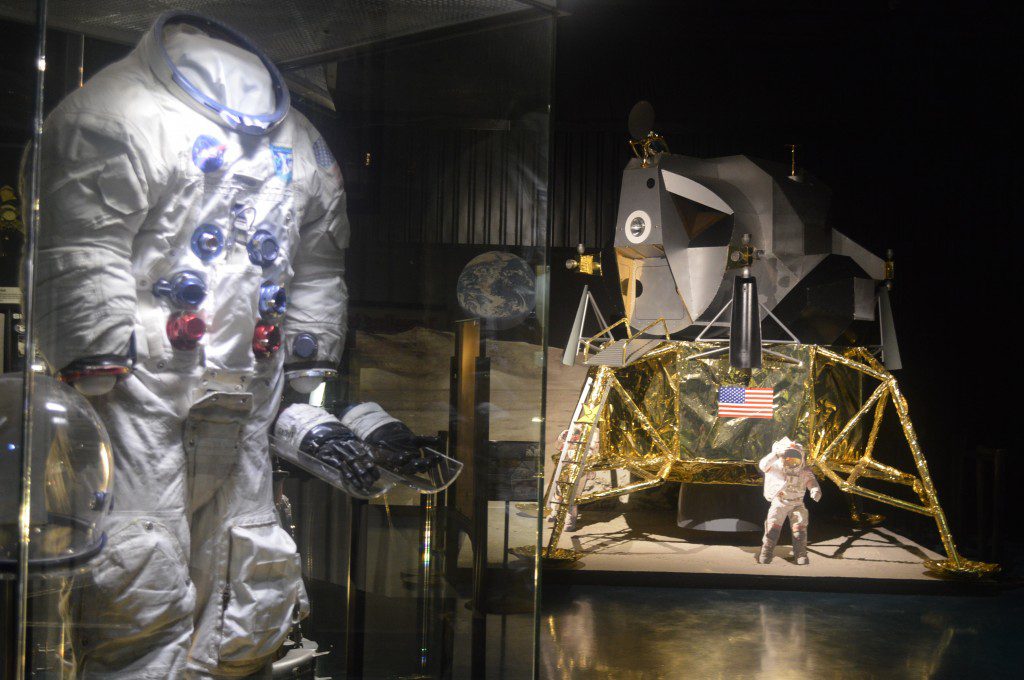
717,386,775,419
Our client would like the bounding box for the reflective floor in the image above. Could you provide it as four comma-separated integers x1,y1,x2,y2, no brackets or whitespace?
540,584,1024,679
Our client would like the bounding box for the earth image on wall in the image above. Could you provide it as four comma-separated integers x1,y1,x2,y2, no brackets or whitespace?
456,251,536,330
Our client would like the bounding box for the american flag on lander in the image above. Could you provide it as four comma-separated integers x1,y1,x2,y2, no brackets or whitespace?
717,386,775,419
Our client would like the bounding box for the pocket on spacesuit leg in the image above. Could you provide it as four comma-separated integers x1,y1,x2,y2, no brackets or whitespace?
76,517,195,671
184,392,253,509
217,520,310,671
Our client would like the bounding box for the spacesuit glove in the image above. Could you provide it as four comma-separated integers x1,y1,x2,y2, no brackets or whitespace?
340,402,442,475
363,421,442,476
810,488,822,502
297,421,380,494
317,436,381,494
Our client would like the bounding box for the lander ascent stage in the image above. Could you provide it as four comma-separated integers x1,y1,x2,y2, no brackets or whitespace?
608,102,896,354
538,103,992,577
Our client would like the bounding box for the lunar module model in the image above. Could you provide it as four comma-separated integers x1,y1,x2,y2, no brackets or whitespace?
543,103,994,576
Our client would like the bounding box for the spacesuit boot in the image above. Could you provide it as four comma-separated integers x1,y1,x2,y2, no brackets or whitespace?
34,11,349,679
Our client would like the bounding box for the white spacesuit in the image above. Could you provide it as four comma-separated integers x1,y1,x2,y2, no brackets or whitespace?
757,438,821,565
34,12,348,679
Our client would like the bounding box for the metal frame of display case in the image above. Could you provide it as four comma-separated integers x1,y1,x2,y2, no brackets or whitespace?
0,1,557,61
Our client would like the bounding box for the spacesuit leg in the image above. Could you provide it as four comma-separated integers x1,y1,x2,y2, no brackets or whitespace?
759,499,787,564
74,368,198,680
185,372,308,679
790,504,810,565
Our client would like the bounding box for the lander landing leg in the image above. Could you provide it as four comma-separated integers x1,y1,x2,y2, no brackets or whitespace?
539,354,677,560
540,366,614,561
810,347,997,577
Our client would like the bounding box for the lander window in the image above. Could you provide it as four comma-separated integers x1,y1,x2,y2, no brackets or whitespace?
629,216,647,238
624,209,653,244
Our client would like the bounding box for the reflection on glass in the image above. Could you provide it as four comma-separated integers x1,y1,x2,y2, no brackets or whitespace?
3,2,552,678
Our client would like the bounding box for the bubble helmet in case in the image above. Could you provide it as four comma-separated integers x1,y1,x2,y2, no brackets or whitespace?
0,373,113,575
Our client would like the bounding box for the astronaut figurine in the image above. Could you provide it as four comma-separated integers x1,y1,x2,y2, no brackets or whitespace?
757,437,822,565
32,11,363,679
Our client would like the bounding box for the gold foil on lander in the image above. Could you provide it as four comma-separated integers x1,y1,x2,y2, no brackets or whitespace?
524,341,997,577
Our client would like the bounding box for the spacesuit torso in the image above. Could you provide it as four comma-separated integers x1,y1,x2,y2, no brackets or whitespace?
759,438,818,504
34,12,346,679
780,469,807,503
37,17,347,384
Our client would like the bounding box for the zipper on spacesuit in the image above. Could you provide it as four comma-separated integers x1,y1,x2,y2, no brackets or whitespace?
221,530,232,612
218,534,234,650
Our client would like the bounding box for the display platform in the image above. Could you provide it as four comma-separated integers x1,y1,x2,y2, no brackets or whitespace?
454,502,995,593
509,506,997,594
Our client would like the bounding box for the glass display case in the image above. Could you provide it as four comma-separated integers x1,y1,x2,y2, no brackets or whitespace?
0,1,554,677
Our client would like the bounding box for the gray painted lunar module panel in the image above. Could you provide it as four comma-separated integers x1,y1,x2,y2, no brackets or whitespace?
613,150,888,347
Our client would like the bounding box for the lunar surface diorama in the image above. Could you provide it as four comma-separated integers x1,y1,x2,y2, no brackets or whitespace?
533,102,994,578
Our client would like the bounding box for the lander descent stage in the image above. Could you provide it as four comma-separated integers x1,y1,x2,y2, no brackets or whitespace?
539,103,993,577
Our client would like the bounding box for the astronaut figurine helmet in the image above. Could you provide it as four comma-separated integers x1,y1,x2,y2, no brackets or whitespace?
0,373,114,576
782,444,805,470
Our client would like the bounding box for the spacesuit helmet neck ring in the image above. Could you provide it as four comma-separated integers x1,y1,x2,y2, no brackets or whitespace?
149,11,290,135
